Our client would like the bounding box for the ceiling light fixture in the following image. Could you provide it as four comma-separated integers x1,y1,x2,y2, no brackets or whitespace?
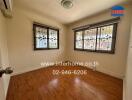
61,0,73,9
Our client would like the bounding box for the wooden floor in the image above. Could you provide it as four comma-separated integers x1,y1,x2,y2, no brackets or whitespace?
6,66,123,100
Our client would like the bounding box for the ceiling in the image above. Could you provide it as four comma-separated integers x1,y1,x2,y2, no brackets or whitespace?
14,0,130,24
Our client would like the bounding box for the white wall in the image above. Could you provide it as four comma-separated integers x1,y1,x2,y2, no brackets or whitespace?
6,6,67,75
0,11,10,99
0,48,5,100
66,4,132,79
0,79,5,100
125,6,132,100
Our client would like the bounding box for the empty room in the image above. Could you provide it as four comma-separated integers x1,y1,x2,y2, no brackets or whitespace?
0,0,132,100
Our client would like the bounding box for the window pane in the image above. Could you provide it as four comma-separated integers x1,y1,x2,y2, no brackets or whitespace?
84,28,97,50
97,28,100,50
97,25,113,51
76,40,83,49
36,27,48,48
49,29,58,48
75,31,83,49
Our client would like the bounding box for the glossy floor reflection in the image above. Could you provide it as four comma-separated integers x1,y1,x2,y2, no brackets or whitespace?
6,66,123,100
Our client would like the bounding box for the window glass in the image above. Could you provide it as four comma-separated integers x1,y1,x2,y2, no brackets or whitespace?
75,31,83,49
84,28,96,50
36,27,48,48
74,23,116,54
49,29,58,48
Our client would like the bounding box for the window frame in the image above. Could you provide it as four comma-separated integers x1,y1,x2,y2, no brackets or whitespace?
33,23,59,50
74,18,119,54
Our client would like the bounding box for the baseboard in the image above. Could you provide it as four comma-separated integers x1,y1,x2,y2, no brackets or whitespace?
11,61,124,79
63,61,124,79
12,65,49,76
11,61,66,76
96,68,124,79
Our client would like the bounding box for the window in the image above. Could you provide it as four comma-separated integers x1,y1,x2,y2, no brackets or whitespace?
74,18,119,54
33,23,59,50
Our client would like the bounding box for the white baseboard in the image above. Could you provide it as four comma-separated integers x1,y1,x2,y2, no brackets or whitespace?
96,68,124,79
12,65,50,76
71,62,123,79
11,61,124,79
11,61,64,76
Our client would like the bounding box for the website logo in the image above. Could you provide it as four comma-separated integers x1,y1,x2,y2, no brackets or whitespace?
111,6,124,16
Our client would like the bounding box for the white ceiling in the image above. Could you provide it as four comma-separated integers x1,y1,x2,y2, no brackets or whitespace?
14,0,130,24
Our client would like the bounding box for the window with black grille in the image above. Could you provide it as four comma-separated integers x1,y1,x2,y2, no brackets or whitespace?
74,17,119,54
33,23,59,50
